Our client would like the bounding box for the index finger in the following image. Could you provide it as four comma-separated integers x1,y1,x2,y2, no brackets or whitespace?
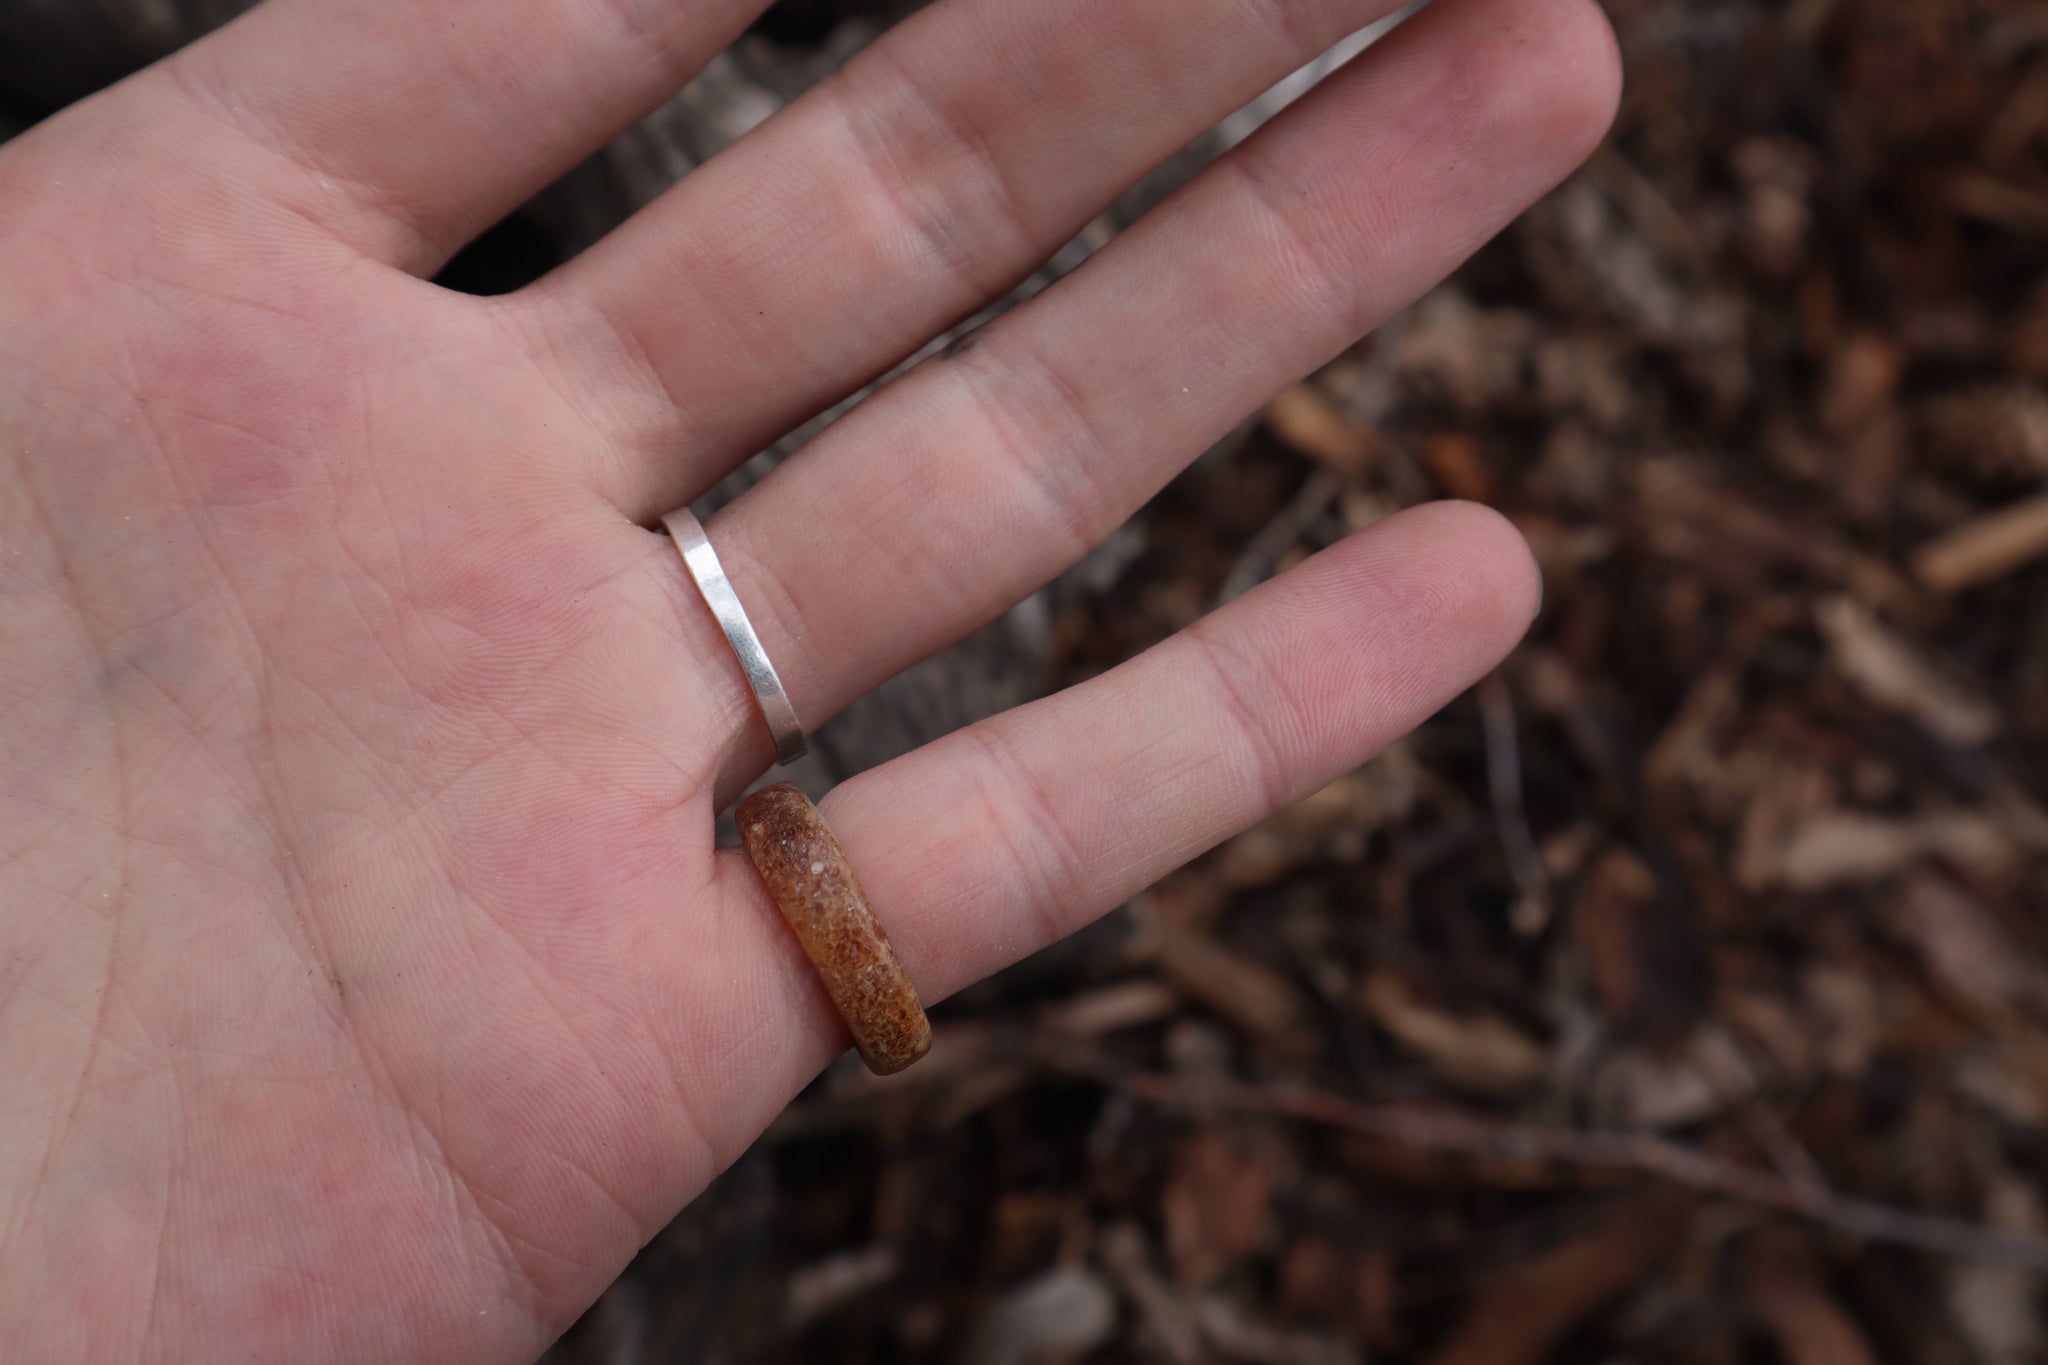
140,0,770,272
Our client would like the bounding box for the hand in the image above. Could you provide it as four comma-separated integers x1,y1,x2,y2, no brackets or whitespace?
0,0,1617,1358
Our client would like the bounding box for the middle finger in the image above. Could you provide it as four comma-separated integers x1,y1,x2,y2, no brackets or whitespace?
537,0,1412,509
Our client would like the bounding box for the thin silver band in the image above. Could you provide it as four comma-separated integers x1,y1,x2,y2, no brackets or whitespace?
662,509,809,766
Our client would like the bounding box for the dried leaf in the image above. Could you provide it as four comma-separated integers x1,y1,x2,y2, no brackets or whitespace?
1779,809,2025,891
1215,763,1408,889
1154,927,1314,1053
1422,430,1495,502
955,1267,1118,1365
1778,812,1922,889
1921,384,2048,481
1816,596,1999,744
1947,1178,2045,1365
1396,290,1538,408
1578,847,1651,1023
1751,1284,1879,1365
1914,489,2048,592
1589,1024,1758,1129
1887,877,2038,1018
784,1246,897,1329
1263,384,1380,475
1576,846,1709,1042
1043,980,1180,1038
1745,1230,1880,1365
1425,1195,1690,1365
1360,974,1548,1097
1101,1223,1202,1364
1162,1131,1272,1288
1819,330,1904,437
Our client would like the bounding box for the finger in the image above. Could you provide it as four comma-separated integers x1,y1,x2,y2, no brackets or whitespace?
542,0,1413,502
711,502,1537,1092
145,0,769,272
697,0,1617,776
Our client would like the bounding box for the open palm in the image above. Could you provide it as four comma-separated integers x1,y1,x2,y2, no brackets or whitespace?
0,0,1616,1359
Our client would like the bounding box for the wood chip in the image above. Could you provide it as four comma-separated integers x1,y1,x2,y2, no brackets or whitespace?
1262,384,1381,474
1913,489,2048,591
1161,1131,1272,1288
1360,974,1548,1097
1887,877,2040,1019
1423,430,1496,501
1745,1230,1881,1365
1043,980,1180,1038
1779,809,2026,891
955,1267,1118,1365
784,1246,898,1329
1425,1195,1691,1365
1153,927,1314,1054
1948,1177,2046,1365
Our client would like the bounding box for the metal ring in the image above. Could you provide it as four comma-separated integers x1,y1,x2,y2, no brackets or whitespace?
661,508,809,766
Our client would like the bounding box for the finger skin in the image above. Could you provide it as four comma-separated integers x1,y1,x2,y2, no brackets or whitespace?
703,501,1539,1084
696,0,1620,782
541,0,1414,508
148,0,772,272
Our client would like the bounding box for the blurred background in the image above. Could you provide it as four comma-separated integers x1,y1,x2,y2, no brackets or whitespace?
10,0,2048,1359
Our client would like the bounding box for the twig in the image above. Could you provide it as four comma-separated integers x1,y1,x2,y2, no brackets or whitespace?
1337,309,1411,431
1740,1102,1834,1202
1048,1055,2048,1272
1216,468,1342,605
1478,671,1550,935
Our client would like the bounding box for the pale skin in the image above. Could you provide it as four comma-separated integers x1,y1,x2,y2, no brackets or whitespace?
0,0,1618,1357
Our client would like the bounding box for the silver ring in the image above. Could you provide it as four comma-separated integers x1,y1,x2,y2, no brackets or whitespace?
662,509,809,766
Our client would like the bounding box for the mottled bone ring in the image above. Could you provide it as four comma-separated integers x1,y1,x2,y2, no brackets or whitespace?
737,783,933,1075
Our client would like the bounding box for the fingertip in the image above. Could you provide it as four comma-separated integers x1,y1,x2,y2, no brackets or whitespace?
1422,0,1624,185
1429,498,1544,640
1342,499,1542,681
1544,0,1626,165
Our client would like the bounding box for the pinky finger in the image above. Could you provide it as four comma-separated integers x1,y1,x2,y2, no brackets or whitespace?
725,499,1541,1006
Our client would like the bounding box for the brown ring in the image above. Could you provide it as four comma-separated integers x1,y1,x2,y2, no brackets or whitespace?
736,782,932,1076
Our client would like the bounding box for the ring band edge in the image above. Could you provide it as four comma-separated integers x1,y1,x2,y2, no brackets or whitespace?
661,509,810,766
